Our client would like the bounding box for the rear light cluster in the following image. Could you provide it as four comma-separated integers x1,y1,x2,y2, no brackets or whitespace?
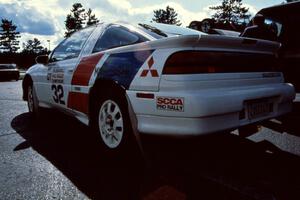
163,51,279,75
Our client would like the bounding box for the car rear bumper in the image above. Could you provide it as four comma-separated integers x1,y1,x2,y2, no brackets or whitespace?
136,100,292,136
128,83,295,136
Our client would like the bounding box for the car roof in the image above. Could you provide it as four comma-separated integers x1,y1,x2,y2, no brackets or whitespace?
143,22,206,36
260,1,300,11
106,21,206,37
76,21,206,39
258,1,300,19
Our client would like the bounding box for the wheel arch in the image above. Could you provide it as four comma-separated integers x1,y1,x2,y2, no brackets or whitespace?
22,74,33,101
88,78,128,124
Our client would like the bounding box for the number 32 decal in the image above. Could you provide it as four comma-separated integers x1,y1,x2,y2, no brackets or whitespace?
51,84,65,105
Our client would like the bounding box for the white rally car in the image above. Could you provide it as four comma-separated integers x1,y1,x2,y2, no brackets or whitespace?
22,22,295,150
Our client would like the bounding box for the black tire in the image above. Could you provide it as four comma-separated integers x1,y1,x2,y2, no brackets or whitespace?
27,84,42,118
200,18,213,33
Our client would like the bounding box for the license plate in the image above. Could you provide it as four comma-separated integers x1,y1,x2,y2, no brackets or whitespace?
247,100,273,120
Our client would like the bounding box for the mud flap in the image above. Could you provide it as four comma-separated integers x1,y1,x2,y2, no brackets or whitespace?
126,95,150,166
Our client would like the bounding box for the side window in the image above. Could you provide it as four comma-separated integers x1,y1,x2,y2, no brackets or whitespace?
50,27,95,62
93,25,145,53
265,18,283,37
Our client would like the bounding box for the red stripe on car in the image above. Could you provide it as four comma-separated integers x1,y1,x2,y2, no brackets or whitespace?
71,53,103,86
136,92,155,99
67,92,89,114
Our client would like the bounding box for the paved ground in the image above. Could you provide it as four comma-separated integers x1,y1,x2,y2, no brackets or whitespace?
1,80,300,200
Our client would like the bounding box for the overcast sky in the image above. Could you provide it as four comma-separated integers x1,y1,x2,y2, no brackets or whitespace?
0,0,284,49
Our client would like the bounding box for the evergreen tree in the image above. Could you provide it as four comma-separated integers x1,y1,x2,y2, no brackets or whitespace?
86,8,99,26
0,19,20,53
209,0,250,25
152,6,182,26
22,38,46,54
65,3,86,37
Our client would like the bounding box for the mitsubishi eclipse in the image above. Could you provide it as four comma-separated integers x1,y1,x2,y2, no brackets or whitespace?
22,22,295,151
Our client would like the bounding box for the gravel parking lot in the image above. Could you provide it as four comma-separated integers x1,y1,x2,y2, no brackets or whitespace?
1,80,300,200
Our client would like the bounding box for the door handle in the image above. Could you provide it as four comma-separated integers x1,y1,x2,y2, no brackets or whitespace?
67,69,74,73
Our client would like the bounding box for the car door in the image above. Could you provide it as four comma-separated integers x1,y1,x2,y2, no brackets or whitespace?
36,27,95,111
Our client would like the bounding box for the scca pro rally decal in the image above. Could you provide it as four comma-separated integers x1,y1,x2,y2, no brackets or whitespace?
156,97,184,112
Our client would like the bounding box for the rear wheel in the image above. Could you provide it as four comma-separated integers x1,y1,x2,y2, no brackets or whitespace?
92,90,139,158
98,99,124,149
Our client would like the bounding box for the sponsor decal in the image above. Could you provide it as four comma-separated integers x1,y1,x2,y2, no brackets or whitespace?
156,96,184,112
140,56,159,77
49,68,64,83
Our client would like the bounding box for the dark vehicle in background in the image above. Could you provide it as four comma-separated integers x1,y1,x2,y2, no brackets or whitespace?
254,1,300,91
188,19,242,36
0,64,20,81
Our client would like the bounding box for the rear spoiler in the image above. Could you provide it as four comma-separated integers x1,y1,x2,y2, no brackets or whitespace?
107,34,281,55
197,35,281,55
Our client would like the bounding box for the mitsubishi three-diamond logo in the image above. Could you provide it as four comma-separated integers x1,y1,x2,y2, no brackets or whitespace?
140,57,159,77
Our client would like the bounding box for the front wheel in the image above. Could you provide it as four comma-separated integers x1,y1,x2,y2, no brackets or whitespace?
27,85,35,113
27,84,42,117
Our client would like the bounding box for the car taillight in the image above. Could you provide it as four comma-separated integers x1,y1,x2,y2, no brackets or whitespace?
163,51,278,75
163,52,217,74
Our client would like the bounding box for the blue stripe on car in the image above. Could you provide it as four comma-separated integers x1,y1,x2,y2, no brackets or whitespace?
97,50,154,89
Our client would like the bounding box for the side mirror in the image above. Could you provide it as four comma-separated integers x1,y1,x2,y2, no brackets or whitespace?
35,55,49,65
